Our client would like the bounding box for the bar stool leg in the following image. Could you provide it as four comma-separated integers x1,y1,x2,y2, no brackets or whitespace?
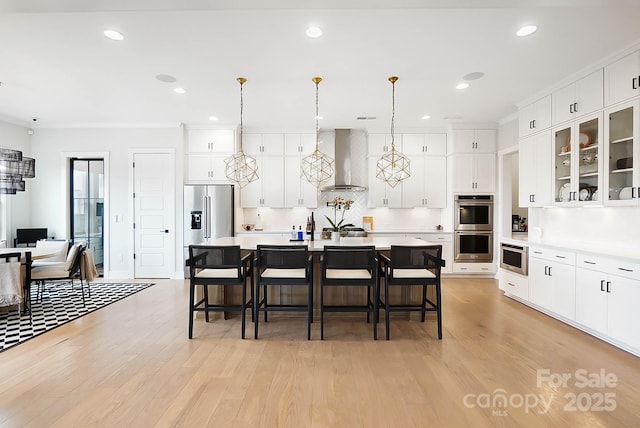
436,282,443,340
320,281,325,340
385,277,391,340
188,280,195,339
241,280,247,339
254,280,260,339
421,284,427,322
203,284,210,323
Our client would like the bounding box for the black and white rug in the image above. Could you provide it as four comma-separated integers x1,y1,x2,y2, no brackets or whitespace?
0,282,154,352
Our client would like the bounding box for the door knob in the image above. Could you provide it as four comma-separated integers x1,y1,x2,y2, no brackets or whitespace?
161,229,169,233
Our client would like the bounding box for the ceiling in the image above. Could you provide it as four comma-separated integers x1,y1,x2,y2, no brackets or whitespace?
1,1,640,131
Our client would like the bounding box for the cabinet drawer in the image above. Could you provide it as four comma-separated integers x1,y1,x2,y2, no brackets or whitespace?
529,246,576,265
576,253,640,280
411,233,452,242
500,269,529,301
453,262,496,274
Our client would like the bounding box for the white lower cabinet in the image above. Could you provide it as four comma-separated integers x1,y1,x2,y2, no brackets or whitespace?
528,247,576,320
499,269,529,301
575,255,640,350
452,262,495,274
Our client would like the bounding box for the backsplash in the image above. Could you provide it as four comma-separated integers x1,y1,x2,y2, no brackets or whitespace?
241,191,445,233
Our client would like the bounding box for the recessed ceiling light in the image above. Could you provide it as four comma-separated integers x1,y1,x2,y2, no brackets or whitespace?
103,29,124,41
456,82,469,90
421,115,431,120
173,87,187,94
209,116,219,121
156,74,177,83
306,26,323,38
516,25,537,37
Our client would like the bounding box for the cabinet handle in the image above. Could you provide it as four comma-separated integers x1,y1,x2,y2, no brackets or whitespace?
555,255,566,259
533,251,542,254
548,266,552,276
618,267,633,272
633,77,638,90
583,260,596,265
606,281,611,293
600,280,605,292
507,282,515,287
544,266,548,275
573,102,578,113
569,104,574,114
531,119,536,129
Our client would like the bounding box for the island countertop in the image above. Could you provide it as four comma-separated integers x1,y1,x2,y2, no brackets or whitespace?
198,236,437,251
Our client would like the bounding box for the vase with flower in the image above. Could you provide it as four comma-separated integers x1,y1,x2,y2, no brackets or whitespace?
326,196,354,241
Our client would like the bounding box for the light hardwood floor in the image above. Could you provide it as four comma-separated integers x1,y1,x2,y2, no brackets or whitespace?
0,278,639,427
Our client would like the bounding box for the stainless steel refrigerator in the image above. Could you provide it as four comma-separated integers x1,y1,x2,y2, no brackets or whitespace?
183,184,234,277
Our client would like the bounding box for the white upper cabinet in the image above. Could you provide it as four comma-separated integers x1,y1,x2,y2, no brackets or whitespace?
449,130,496,154
552,112,603,206
367,157,402,208
450,154,495,193
402,156,447,208
402,133,447,156
519,95,552,137
185,128,235,183
519,130,552,207
603,99,640,206
368,133,400,156
240,134,285,208
187,129,235,153
552,69,603,125
604,50,640,107
283,134,318,208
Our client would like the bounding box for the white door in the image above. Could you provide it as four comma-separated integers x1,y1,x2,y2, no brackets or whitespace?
133,152,175,278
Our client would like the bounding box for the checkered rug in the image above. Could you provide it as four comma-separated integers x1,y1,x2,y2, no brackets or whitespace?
0,282,154,352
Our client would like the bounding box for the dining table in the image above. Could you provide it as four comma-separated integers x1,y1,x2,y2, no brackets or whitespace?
0,247,57,312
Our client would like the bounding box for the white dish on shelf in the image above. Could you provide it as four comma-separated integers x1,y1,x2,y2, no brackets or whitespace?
592,190,599,201
579,188,591,201
558,183,571,202
620,187,633,200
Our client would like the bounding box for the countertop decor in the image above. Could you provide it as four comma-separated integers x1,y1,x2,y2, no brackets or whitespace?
326,196,354,232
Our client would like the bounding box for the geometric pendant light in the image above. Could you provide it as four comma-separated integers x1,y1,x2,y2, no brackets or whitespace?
376,76,410,188
301,77,334,189
225,77,259,188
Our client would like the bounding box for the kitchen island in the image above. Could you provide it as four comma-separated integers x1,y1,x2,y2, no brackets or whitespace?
191,235,442,316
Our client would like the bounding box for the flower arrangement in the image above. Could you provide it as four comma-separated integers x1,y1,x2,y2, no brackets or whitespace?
326,196,354,232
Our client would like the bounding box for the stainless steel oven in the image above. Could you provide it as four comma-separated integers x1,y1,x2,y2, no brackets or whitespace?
454,195,493,231
454,231,493,262
500,243,528,276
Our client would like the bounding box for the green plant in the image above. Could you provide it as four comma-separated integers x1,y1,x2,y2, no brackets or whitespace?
326,196,354,232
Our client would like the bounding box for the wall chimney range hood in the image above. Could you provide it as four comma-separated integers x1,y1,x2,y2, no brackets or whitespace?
321,129,367,192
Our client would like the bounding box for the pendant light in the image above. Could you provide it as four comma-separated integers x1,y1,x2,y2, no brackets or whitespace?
376,76,410,188
0,147,35,194
225,77,259,188
301,77,334,188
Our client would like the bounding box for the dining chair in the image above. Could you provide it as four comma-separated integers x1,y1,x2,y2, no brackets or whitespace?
378,245,443,340
320,245,378,340
0,252,23,317
187,245,253,339
30,242,88,305
254,245,313,340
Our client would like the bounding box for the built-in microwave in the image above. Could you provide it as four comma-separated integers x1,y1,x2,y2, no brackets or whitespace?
454,195,493,231
500,243,528,276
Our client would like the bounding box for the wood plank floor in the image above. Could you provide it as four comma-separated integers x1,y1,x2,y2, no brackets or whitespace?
1,278,639,427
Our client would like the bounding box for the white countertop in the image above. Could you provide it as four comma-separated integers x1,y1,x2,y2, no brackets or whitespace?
199,236,439,251
499,235,640,263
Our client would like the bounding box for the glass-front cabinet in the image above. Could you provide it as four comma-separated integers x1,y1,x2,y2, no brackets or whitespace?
604,99,640,205
553,112,603,206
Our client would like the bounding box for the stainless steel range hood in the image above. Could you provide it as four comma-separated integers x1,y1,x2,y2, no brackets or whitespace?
321,129,367,192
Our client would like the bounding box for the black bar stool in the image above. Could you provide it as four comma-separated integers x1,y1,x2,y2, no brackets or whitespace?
320,245,378,340
378,245,443,340
187,245,253,339
254,245,313,340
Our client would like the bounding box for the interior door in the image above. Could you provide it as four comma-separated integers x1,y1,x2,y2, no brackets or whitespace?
133,152,174,278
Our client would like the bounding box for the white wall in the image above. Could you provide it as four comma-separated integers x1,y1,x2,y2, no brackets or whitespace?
0,120,32,244
30,126,184,278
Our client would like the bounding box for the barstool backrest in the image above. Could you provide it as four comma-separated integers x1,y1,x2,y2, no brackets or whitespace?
389,245,442,273
188,245,241,275
322,246,376,272
257,245,309,270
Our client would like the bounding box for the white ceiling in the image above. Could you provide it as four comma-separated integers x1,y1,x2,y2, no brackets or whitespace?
1,1,640,131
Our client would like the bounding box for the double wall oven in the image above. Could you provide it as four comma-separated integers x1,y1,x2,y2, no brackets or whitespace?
454,195,493,262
